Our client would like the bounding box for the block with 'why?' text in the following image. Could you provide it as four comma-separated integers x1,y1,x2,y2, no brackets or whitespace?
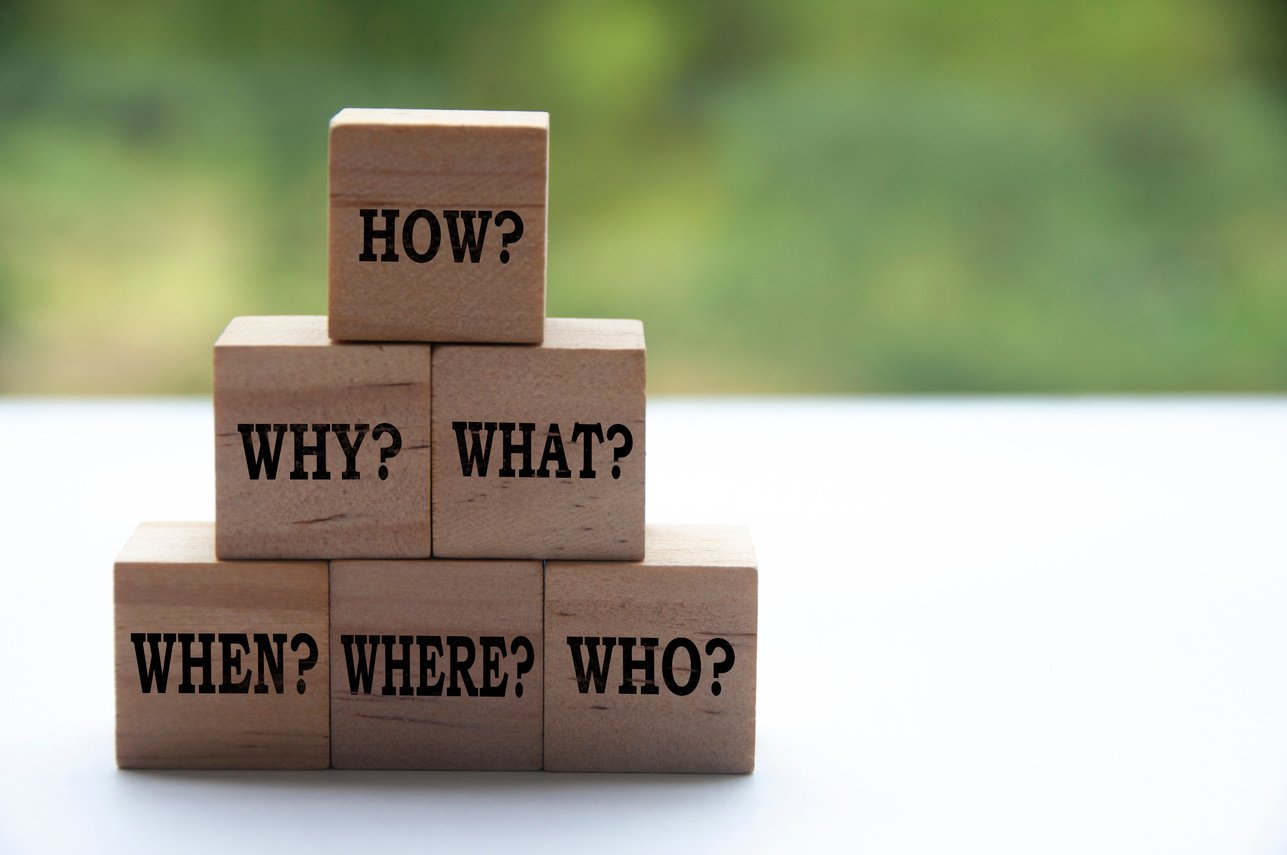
215,315,432,559
544,525,757,773
432,317,645,560
330,558,543,770
328,108,548,343
114,522,329,769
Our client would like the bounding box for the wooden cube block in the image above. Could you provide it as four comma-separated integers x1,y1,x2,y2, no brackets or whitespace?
215,315,431,559
432,317,645,560
329,558,543,770
328,108,548,343
544,525,758,773
114,522,329,769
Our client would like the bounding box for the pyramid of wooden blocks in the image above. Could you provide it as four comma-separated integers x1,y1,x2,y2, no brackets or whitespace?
115,107,757,774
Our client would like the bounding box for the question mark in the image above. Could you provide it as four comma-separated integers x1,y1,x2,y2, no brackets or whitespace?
705,638,734,696
372,422,401,480
494,210,524,264
291,633,318,694
605,424,633,480
510,636,534,698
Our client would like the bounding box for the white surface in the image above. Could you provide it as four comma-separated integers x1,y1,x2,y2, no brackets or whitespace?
1,397,1286,854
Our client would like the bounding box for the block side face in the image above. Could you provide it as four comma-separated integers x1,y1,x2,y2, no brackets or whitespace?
543,558,757,773
327,117,546,343
329,560,543,770
431,342,644,559
114,557,329,769
214,340,431,559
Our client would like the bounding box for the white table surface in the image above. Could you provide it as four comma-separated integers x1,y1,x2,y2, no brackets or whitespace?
1,397,1285,854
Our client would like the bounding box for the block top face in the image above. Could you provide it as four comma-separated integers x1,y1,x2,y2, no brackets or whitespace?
215,316,332,348
331,108,549,131
549,525,755,571
116,521,220,566
432,317,644,359
328,107,548,344
539,317,645,351
637,524,755,569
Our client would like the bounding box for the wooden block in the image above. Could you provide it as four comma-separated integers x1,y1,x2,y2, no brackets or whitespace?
214,315,431,559
114,522,329,769
431,317,645,560
544,525,758,773
328,108,548,343
329,558,543,770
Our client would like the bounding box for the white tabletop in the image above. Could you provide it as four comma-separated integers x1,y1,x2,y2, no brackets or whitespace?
1,397,1285,854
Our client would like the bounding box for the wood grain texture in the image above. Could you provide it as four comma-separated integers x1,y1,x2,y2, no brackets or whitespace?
544,525,757,773
431,317,646,560
328,107,547,343
214,315,431,559
329,559,543,770
114,522,329,769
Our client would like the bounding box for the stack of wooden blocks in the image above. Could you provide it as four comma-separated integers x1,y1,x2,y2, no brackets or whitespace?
114,109,758,773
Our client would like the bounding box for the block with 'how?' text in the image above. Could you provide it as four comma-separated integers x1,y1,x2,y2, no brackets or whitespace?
328,108,548,344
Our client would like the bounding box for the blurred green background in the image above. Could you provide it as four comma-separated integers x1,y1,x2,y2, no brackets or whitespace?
2,0,1285,394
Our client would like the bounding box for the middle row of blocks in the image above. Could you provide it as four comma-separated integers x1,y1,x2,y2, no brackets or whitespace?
214,314,646,561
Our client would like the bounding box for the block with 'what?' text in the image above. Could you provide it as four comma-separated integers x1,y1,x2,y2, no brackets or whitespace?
431,317,645,560
214,315,432,559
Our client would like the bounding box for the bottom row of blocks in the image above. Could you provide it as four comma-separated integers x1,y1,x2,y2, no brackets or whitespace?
115,522,757,773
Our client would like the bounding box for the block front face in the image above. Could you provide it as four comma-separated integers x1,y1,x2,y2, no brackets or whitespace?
114,522,329,769
329,559,543,770
328,108,548,343
432,317,645,560
215,316,431,559
544,525,758,773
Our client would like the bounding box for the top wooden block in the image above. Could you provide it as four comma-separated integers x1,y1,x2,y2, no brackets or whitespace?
328,108,548,344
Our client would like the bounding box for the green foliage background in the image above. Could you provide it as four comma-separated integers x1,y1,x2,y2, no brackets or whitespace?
2,1,1285,393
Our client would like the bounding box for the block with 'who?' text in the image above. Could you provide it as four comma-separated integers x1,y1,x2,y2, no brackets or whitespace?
544,525,757,773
